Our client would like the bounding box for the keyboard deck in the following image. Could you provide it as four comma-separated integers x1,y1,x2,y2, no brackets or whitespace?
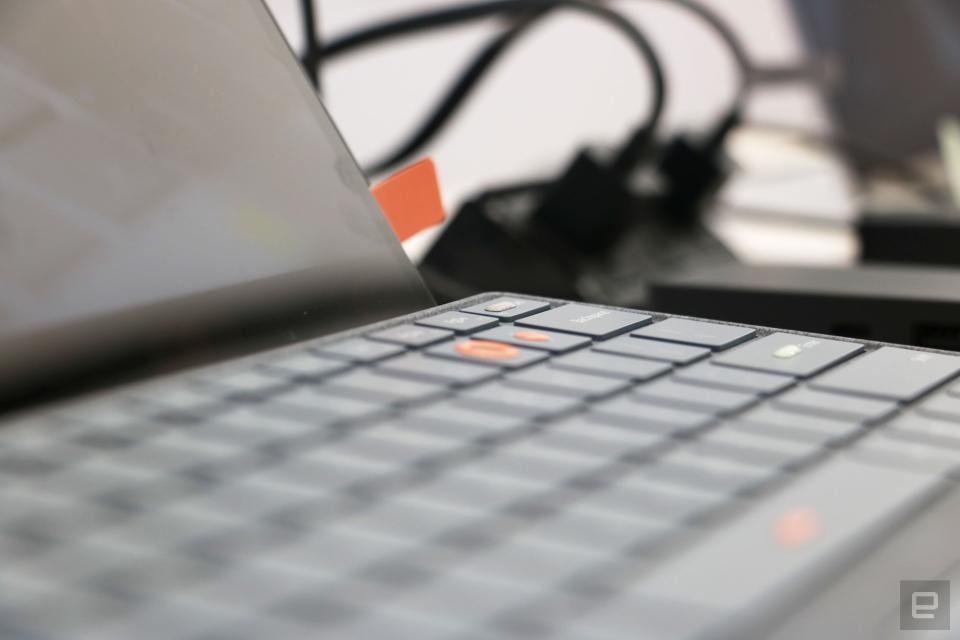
2,294,960,640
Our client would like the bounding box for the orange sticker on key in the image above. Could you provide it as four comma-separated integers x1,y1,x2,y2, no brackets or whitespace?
512,330,552,343
774,507,820,548
455,340,520,361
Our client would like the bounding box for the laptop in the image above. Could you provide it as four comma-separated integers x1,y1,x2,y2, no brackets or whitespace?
2,2,960,639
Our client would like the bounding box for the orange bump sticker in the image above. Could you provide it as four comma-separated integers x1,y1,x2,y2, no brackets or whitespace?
512,330,552,343
454,340,520,361
774,507,820,548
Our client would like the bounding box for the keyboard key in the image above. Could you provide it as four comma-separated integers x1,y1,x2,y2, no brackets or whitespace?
260,353,349,380
586,476,724,523
593,337,709,365
693,428,825,469
519,508,673,554
734,406,863,445
592,397,715,434
506,367,630,399
368,324,452,348
851,436,960,477
810,346,960,401
415,311,498,334
636,459,942,611
376,353,498,386
552,351,671,382
323,370,448,404
713,333,864,377
262,389,387,424
426,340,548,369
647,450,774,495
402,401,528,438
462,297,551,320
772,387,898,423
913,393,960,423
516,304,652,339
314,338,405,363
472,325,590,353
881,414,960,448
674,362,794,395
528,417,666,459
632,318,756,350
457,382,583,418
633,379,757,415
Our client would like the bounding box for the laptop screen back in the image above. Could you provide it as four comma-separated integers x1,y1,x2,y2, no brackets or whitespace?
0,0,432,400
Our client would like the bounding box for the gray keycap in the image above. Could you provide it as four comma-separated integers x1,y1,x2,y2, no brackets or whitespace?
531,416,667,458
552,351,671,381
260,353,349,380
586,477,723,523
648,450,773,494
881,413,960,448
472,325,590,353
516,304,652,339
262,388,387,423
592,397,715,434
674,362,794,395
636,459,942,611
426,340,548,369
376,353,498,386
914,393,960,422
851,435,960,476
772,386,898,423
461,297,551,320
314,338,405,363
368,324,453,348
810,346,960,401
323,370,447,404
457,382,583,418
734,406,863,444
950,381,960,398
714,332,864,377
519,508,672,553
633,379,757,415
415,311,499,334
506,367,630,399
693,428,824,469
632,318,756,350
593,336,709,365
403,401,528,436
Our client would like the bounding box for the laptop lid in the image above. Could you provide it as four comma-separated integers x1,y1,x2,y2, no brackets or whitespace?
0,0,433,405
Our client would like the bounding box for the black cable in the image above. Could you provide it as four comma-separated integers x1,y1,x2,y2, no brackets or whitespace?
299,0,321,89
319,0,667,174
320,0,748,175
362,11,549,174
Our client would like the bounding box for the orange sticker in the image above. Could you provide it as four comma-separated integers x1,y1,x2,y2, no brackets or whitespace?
774,507,820,548
371,158,446,242
512,330,552,343
454,340,520,361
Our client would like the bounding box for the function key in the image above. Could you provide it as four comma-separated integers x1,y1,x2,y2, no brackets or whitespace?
368,324,452,348
461,297,551,320
472,325,590,353
314,337,405,363
593,336,709,365
516,304,651,339
713,333,863,378
415,311,499,334
632,318,756,350
810,346,960,402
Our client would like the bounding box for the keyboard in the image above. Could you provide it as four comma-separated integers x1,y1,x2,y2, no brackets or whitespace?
2,294,960,640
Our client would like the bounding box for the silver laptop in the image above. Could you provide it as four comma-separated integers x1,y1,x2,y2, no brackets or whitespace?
1,2,960,639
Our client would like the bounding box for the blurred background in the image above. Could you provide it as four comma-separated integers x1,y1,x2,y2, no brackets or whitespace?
263,0,960,346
